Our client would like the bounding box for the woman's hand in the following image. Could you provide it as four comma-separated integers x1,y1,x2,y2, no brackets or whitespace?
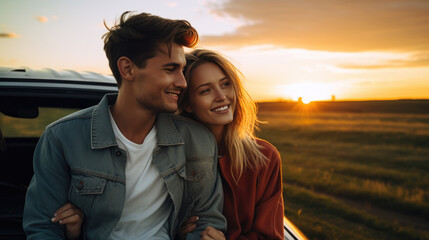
51,202,84,240
200,226,225,240
180,216,199,239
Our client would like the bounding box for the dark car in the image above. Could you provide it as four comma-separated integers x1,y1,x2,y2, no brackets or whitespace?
0,66,306,240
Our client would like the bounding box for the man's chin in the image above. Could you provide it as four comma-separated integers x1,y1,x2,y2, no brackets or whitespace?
163,105,178,113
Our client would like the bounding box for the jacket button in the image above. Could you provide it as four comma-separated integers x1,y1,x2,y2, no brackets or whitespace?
77,181,84,190
116,150,121,156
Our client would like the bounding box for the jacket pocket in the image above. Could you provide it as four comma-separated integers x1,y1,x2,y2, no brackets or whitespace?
177,164,203,182
69,172,106,216
177,162,211,204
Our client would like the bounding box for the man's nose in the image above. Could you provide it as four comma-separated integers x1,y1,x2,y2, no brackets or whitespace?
175,72,187,89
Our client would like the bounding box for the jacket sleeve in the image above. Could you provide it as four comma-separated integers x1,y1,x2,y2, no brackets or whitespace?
239,144,285,240
185,145,227,240
23,129,70,239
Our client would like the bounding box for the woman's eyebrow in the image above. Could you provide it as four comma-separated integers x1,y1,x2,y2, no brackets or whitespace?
196,77,228,89
196,83,211,90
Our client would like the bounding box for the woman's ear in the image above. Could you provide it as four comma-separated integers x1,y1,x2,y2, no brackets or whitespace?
117,57,134,82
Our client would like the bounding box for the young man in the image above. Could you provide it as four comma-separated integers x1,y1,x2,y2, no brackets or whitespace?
23,11,226,239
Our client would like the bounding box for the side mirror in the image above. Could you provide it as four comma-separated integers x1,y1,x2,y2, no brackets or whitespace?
0,99,39,118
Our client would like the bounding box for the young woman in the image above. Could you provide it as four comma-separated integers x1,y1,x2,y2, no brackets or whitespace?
179,49,284,240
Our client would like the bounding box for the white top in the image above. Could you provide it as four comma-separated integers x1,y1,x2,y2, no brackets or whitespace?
109,111,172,240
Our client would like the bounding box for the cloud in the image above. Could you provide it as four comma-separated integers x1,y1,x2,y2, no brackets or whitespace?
0,32,18,38
339,53,429,69
35,16,49,23
166,2,178,7
202,0,429,52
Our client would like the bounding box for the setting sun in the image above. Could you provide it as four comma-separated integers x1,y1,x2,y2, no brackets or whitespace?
279,82,336,103
1,0,429,101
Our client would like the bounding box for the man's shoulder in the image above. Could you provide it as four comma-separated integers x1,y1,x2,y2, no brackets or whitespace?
164,113,214,140
46,106,95,130
170,113,210,132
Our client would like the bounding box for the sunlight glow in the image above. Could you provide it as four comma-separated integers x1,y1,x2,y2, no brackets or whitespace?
279,82,336,103
301,98,311,104
1,1,429,101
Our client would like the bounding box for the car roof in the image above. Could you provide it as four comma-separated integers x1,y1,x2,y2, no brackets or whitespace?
0,66,118,97
0,66,116,85
0,67,118,113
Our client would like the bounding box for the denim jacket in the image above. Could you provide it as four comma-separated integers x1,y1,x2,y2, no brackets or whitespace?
23,94,226,239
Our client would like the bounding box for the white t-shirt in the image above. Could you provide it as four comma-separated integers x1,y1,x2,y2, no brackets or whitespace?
109,111,172,240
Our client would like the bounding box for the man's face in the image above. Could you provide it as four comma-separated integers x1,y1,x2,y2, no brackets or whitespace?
131,43,187,113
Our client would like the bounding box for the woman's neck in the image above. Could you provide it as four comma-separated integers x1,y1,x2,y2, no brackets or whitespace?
209,125,226,156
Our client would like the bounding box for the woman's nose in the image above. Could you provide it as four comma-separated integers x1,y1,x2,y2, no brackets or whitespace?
214,89,227,101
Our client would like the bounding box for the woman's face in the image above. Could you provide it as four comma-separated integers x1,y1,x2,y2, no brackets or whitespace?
185,62,236,133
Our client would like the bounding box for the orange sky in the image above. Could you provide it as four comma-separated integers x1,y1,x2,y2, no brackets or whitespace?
1,0,429,102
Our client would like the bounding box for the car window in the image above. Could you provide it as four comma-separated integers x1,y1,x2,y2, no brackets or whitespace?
0,107,78,137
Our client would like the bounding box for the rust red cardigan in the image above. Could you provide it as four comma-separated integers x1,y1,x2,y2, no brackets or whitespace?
219,139,284,240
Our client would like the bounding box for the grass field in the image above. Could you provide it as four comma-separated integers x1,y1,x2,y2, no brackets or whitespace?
256,108,429,240
3,100,429,239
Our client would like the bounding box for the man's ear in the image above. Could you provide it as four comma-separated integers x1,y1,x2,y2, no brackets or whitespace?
117,57,134,82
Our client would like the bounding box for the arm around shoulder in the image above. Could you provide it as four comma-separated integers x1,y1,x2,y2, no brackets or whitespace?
184,134,227,240
23,130,71,239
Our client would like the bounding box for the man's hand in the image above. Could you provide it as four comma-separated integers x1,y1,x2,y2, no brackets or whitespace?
200,226,225,240
51,203,84,240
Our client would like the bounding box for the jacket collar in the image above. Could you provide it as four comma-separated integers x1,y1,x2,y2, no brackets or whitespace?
91,94,117,149
91,93,184,149
155,113,184,146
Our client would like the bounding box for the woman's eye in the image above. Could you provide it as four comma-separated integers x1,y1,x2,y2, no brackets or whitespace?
200,89,210,94
222,81,231,87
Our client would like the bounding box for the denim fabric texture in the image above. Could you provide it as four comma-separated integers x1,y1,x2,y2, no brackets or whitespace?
23,94,226,240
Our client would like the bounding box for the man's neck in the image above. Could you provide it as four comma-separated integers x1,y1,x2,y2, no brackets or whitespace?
110,95,157,145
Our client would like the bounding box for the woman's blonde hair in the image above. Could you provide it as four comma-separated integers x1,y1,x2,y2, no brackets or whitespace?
179,49,267,181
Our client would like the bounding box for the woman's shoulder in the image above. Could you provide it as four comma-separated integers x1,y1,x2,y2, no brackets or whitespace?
255,138,281,164
255,138,279,154
254,138,282,180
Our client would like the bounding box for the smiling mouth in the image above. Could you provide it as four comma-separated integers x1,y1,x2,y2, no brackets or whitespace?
211,105,230,112
165,90,180,98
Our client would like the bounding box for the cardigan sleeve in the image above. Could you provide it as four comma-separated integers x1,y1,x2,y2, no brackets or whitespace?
238,140,284,240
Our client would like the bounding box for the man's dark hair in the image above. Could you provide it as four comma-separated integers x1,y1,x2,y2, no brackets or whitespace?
102,11,199,86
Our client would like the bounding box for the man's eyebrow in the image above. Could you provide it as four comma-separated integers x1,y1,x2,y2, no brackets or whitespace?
161,62,181,68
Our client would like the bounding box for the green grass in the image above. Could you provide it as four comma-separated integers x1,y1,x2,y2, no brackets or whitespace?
1,107,78,137
284,184,428,240
3,105,428,239
257,111,429,240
